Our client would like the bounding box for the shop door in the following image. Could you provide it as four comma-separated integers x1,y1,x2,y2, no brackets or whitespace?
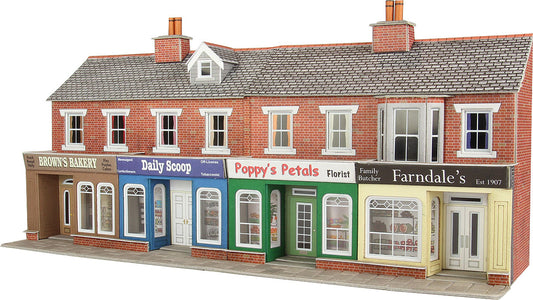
445,205,485,272
59,178,73,235
285,188,317,257
171,191,192,245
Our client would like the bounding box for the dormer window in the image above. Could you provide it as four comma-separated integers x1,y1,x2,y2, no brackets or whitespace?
199,61,212,78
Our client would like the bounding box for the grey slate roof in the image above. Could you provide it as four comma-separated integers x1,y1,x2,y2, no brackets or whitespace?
47,36,532,101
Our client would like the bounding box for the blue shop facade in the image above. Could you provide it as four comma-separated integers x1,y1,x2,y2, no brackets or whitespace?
117,155,227,250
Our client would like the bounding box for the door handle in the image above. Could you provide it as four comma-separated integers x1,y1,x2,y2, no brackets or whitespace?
465,235,469,249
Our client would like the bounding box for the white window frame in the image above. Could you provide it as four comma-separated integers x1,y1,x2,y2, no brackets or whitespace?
123,184,146,238
366,196,422,262
262,106,299,155
102,109,130,152
199,108,233,155
153,184,166,238
60,109,87,151
378,103,443,163
196,188,222,245
77,181,95,234
454,103,500,158
198,60,212,78
322,194,352,256
150,108,182,154
236,189,262,249
319,105,359,156
97,183,115,235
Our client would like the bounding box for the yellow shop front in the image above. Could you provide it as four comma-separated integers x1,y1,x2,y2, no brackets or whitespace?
355,162,513,284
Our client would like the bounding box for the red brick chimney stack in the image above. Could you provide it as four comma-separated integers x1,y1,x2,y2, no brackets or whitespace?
154,17,192,63
371,0,415,53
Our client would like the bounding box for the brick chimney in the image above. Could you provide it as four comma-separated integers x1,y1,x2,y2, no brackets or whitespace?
370,0,415,53
154,17,192,63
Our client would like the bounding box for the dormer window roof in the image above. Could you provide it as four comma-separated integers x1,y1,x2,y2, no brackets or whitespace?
186,42,239,84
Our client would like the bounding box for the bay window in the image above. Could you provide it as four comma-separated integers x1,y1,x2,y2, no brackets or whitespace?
366,197,422,262
236,190,262,248
197,188,222,245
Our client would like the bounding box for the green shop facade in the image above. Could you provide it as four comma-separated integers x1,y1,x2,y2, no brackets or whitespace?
226,158,357,263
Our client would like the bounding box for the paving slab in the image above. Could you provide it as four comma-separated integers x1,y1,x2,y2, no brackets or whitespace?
1,239,509,299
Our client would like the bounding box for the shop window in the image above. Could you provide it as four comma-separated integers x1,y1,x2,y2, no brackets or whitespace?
97,183,114,235
323,194,352,256
378,103,443,163
262,106,299,155
124,184,146,238
366,197,421,262
153,184,166,238
270,190,281,248
151,109,182,154
199,108,233,155
236,190,262,248
454,103,500,158
60,109,87,151
77,182,95,233
319,105,359,156
197,188,221,245
102,109,130,152
431,197,440,261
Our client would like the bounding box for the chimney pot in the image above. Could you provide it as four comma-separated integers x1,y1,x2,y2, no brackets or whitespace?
386,0,394,21
174,17,182,36
168,17,175,35
394,0,404,21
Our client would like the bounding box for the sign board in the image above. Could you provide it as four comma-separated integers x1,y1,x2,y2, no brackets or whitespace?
23,152,116,173
117,156,225,179
227,158,356,183
355,163,511,189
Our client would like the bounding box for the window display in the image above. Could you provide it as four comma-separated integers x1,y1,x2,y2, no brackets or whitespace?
236,190,261,248
98,183,114,235
197,188,221,245
125,185,146,238
323,194,352,256
78,182,94,233
270,190,281,248
367,197,421,261
431,197,440,261
153,184,166,238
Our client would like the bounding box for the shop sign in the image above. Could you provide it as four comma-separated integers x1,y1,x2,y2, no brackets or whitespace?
23,153,116,173
226,158,355,183
117,156,225,179
355,163,511,189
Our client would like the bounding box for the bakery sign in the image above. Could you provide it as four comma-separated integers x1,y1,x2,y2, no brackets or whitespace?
355,162,511,189
23,152,116,173
227,158,356,183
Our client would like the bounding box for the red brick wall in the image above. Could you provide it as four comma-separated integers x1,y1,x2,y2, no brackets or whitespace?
191,247,228,261
372,23,415,53
316,259,426,279
227,251,265,264
73,236,149,252
154,37,190,63
26,232,39,241
488,273,511,286
443,93,517,165
512,45,532,283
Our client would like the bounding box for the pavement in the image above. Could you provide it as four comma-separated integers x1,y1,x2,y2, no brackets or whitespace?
1,238,509,299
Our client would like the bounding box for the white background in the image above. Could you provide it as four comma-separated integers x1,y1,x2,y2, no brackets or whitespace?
0,0,531,299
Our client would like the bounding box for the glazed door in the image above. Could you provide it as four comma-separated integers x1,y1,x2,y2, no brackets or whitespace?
445,206,485,272
171,191,192,245
285,193,317,257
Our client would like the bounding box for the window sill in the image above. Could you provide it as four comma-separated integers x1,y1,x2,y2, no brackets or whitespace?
62,144,86,151
456,150,497,158
152,147,181,154
104,145,129,152
202,148,230,155
264,148,296,155
321,149,356,156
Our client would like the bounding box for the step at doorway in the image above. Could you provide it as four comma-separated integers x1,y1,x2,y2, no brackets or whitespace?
270,255,316,269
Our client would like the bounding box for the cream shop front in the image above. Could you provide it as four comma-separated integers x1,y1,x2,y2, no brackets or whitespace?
225,158,357,265
355,162,514,285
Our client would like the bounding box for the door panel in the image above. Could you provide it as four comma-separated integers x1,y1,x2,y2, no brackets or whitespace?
172,191,192,246
285,193,316,257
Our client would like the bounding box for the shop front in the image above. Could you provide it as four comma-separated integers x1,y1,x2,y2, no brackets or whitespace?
225,158,357,264
116,155,227,251
354,162,513,285
23,152,118,242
